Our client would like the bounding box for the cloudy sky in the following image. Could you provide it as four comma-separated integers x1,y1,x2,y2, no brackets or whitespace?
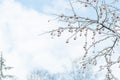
0,0,87,79
1,0,120,80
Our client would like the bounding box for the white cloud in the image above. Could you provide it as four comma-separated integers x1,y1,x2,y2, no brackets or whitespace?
0,0,86,79
0,0,59,79
1,0,120,80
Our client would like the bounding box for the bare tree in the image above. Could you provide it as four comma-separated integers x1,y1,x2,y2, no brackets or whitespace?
0,52,14,80
43,0,120,80
27,67,94,80
27,70,46,80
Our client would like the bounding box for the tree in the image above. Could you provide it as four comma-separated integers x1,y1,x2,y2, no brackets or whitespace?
27,66,94,80
0,52,14,80
27,69,48,80
44,0,120,79
69,59,96,80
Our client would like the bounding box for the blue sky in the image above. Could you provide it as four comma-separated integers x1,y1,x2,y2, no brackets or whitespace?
15,0,69,15
15,0,51,13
